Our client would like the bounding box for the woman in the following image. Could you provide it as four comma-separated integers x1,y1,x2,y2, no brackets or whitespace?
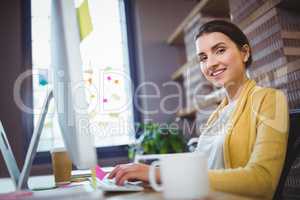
108,20,289,198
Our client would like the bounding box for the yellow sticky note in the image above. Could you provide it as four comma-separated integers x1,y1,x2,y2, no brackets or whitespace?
77,0,93,41
91,168,96,189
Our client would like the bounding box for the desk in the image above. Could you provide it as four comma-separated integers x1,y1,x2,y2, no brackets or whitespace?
0,175,264,200
105,188,265,200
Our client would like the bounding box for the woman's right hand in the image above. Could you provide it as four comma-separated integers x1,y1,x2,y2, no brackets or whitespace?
108,163,160,186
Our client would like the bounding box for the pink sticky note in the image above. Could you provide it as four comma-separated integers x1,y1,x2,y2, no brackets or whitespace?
95,165,108,180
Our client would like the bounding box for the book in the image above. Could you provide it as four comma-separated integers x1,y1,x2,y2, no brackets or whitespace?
252,49,285,69
252,58,300,89
230,0,269,25
233,0,283,29
250,56,287,77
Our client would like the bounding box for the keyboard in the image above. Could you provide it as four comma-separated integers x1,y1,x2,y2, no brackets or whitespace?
93,178,144,192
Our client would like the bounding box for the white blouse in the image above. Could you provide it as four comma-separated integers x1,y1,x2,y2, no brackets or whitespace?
196,100,237,169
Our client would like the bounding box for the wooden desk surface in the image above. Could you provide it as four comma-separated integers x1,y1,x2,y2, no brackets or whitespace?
0,175,265,200
105,188,264,200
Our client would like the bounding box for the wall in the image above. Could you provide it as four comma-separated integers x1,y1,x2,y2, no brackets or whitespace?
132,0,198,123
0,0,29,177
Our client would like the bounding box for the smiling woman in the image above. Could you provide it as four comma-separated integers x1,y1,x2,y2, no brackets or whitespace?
195,21,251,101
107,20,289,199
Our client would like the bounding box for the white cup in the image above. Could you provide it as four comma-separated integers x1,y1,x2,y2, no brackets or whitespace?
148,152,209,199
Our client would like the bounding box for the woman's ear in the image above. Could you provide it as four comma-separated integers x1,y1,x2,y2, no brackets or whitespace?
241,44,250,63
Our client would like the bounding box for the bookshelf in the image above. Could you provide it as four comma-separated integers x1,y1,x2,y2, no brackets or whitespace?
167,0,230,45
168,0,300,131
230,0,300,108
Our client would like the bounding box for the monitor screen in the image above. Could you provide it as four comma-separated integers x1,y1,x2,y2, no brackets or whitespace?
51,0,97,169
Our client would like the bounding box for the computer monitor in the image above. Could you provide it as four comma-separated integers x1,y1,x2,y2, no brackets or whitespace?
50,0,97,170
0,0,97,190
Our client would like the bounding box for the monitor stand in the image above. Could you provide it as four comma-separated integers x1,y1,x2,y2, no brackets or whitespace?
0,91,53,190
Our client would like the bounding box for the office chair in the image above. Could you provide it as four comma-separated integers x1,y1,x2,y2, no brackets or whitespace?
273,109,300,200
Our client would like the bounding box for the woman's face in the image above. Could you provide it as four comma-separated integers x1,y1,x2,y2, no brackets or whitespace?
196,32,249,87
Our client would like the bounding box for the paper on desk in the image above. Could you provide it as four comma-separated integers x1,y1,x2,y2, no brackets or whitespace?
95,165,108,180
0,190,33,200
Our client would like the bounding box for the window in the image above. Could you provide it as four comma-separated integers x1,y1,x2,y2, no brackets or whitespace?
31,0,135,152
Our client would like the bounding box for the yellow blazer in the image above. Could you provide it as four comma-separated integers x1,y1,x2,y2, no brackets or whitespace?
208,79,289,199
